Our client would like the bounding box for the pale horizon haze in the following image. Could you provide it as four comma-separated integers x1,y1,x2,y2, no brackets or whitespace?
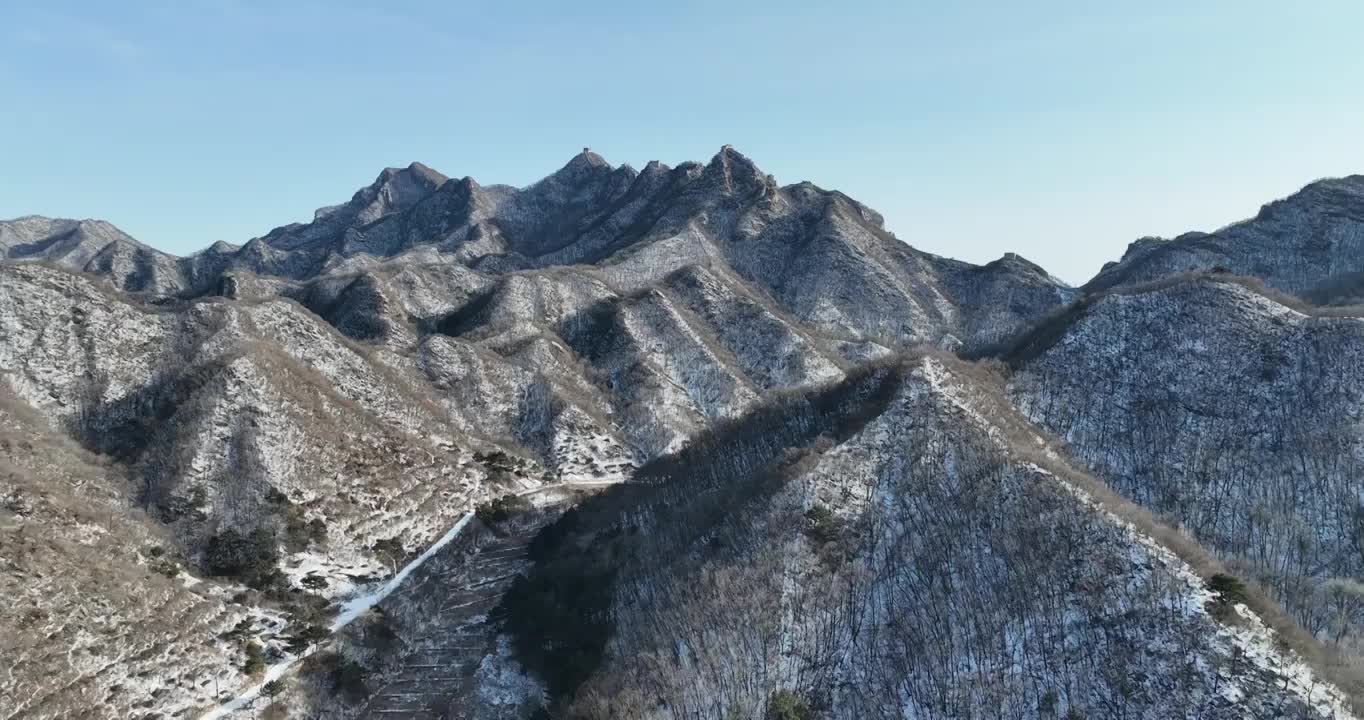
3,1,1363,283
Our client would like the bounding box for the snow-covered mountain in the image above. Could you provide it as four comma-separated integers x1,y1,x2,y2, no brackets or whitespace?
274,353,1362,719
497,354,1356,719
2,148,1076,350
0,215,189,294
1,384,252,719
1088,175,1364,296
1007,273,1364,675
3,153,1363,719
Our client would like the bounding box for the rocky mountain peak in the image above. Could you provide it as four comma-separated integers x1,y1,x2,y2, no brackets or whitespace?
639,159,670,177
403,160,448,183
368,160,449,187
574,147,610,168
702,144,770,195
199,240,239,255
543,148,614,184
350,161,450,224
985,251,1052,277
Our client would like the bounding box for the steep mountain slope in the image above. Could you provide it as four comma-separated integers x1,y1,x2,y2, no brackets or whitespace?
272,488,581,720
0,384,249,719
1088,175,1364,295
0,231,866,718
0,263,526,719
1006,274,1364,667
490,355,1358,719
0,256,663,607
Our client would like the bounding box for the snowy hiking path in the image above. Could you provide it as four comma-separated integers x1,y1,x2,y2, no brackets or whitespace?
199,480,618,719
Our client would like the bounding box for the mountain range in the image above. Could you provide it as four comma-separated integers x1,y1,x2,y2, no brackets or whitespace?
3,148,1364,719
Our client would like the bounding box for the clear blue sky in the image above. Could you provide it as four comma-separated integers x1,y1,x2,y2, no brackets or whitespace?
4,1,1362,283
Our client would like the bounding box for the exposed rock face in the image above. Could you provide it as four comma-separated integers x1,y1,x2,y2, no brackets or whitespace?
1088,175,1364,296
4,154,1364,719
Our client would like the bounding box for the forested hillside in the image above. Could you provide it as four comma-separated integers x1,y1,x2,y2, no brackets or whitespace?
1007,273,1364,679
499,355,1356,719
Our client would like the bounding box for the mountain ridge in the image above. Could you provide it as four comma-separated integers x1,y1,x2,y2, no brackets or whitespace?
1089,174,1364,296
1,147,1077,352
7,154,1364,719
